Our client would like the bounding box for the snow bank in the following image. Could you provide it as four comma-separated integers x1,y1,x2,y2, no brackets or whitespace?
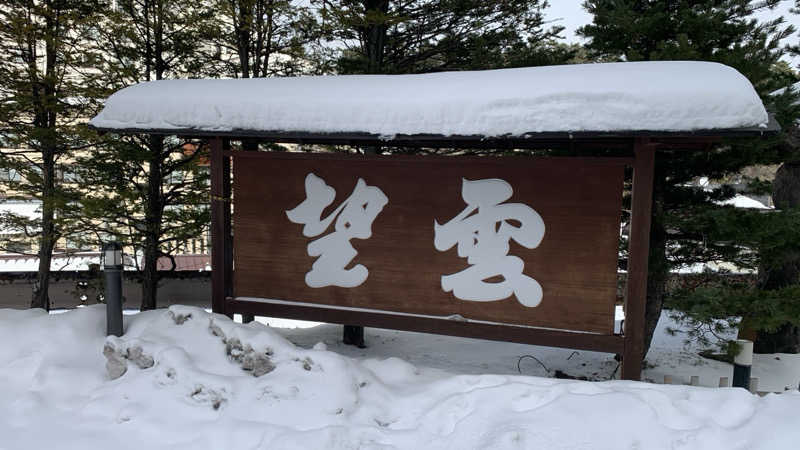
718,194,771,209
266,308,800,392
1,305,799,449
90,61,768,137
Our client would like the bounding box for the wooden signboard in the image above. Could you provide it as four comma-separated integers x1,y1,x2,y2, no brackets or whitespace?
232,152,625,336
90,65,777,382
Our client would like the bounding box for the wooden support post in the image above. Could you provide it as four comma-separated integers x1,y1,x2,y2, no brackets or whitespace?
240,139,255,324
622,138,656,380
210,137,233,317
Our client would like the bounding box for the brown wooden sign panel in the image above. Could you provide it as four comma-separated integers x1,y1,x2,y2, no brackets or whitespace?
233,153,624,334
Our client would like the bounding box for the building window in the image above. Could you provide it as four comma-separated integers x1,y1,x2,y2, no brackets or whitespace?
0,168,21,182
166,170,188,185
5,241,31,254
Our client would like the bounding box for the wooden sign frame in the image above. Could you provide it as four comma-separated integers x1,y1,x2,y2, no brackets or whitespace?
234,152,625,332
86,66,778,384
210,138,656,380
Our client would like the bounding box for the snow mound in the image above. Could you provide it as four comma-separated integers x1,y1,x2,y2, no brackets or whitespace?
90,61,768,137
1,305,799,449
718,194,771,209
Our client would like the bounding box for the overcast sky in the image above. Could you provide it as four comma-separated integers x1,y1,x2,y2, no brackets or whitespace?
546,0,799,64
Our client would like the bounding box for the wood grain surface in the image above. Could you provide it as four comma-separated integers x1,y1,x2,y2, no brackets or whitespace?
233,152,625,334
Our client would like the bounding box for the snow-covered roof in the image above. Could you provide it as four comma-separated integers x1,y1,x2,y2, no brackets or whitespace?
0,252,141,272
90,61,770,139
0,253,100,272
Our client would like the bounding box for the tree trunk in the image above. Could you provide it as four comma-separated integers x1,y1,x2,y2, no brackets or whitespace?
141,135,164,310
362,0,389,74
31,154,57,310
754,323,800,354
642,173,668,358
772,161,800,208
754,161,800,353
30,7,60,311
235,0,252,78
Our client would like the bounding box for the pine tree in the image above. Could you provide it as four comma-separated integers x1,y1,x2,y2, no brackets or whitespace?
78,0,215,310
0,0,105,310
578,0,798,356
206,0,318,79
741,1,800,352
313,0,572,75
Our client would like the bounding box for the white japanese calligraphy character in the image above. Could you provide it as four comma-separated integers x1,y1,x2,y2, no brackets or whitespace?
434,178,545,307
286,173,388,288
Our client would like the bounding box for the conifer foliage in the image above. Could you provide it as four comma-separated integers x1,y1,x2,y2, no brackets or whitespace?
77,0,217,310
0,0,105,310
579,0,800,355
206,0,318,79
314,0,572,75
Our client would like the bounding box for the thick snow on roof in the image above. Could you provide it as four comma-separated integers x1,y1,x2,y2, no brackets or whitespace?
0,253,100,272
90,61,768,137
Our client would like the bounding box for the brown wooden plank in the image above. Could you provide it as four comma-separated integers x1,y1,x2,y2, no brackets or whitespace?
210,137,233,317
227,298,625,354
621,139,657,380
227,150,635,167
233,153,624,334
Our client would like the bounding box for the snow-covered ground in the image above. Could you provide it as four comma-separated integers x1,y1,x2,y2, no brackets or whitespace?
251,310,800,393
1,305,799,449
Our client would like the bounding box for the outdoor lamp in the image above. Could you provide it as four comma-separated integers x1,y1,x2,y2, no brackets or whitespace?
103,241,123,269
103,241,124,336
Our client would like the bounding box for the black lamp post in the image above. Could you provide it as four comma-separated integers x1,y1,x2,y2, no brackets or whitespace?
103,241,124,336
